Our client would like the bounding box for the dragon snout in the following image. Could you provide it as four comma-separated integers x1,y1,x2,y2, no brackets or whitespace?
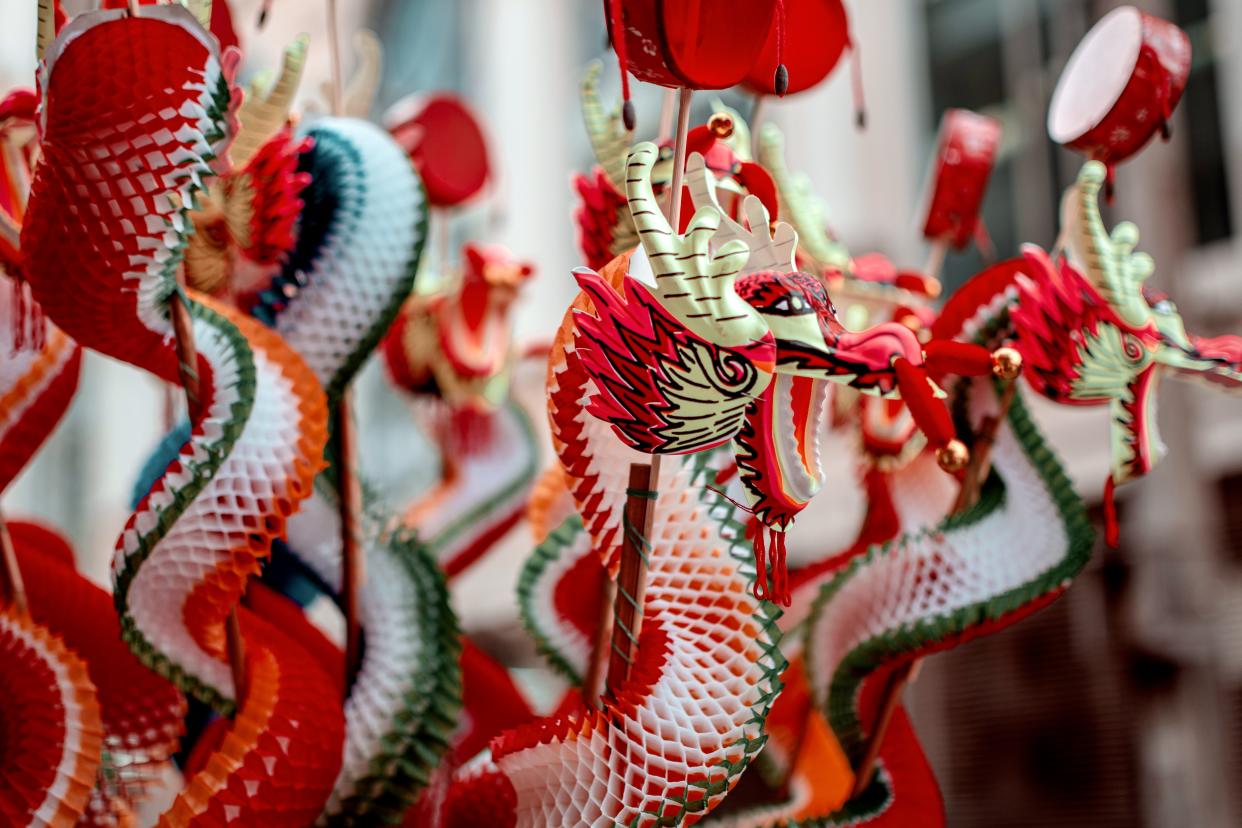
835,322,924,371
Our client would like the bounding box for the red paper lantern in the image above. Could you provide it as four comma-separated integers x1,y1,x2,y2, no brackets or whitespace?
743,0,851,96
388,94,491,208
1047,6,1190,169
921,109,1002,250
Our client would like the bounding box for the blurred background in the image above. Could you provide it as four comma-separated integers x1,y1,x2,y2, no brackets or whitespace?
3,1,1242,825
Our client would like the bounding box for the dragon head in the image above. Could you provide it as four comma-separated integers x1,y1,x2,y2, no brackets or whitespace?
1016,160,1242,493
573,142,931,577
382,243,534,415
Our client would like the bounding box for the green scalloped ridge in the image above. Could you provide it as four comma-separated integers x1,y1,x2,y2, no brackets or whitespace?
310,467,462,825
796,385,1094,826
425,398,540,560
114,301,256,716
324,509,463,825
517,513,589,686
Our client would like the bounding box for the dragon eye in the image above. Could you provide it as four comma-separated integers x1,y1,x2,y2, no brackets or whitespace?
1154,299,1175,314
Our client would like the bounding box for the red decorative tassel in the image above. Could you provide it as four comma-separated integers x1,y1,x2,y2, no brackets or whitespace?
773,0,789,96
1103,476,1120,548
748,520,769,602
747,520,791,606
772,529,789,607
893,357,954,448
923,340,993,379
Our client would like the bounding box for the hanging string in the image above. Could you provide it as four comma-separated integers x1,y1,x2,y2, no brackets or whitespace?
849,38,867,130
773,0,789,96
608,0,635,130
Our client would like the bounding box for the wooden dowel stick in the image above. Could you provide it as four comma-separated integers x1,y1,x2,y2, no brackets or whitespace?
0,507,28,616
171,277,248,699
327,0,344,118
665,88,693,227
923,239,949,283
584,577,615,707
336,394,363,691
324,0,362,695
851,366,1020,797
604,463,655,693
657,89,676,144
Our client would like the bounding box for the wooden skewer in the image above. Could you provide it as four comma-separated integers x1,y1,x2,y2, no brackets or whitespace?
589,83,691,701
326,0,344,119
665,88,693,227
604,463,655,693
657,89,676,144
923,239,949,283
171,275,248,699
0,507,28,616
336,395,363,691
850,350,1022,797
322,0,363,693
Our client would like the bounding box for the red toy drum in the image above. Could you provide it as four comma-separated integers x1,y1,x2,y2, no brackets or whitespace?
922,109,1002,250
604,0,778,90
1047,5,1190,167
386,94,491,208
743,0,851,97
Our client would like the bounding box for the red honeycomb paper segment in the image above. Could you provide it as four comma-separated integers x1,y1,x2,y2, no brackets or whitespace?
0,608,103,827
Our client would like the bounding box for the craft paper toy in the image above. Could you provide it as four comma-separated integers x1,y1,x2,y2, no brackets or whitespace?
245,114,463,822
9,523,187,824
604,0,783,125
1047,5,1190,189
0,0,1235,825
784,267,1093,826
444,445,784,826
387,94,492,208
571,142,973,603
21,7,345,823
382,243,541,575
1010,161,1242,542
0,605,102,827
921,108,1002,253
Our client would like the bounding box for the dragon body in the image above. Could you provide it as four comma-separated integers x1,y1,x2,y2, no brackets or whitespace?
246,114,463,823
22,8,346,823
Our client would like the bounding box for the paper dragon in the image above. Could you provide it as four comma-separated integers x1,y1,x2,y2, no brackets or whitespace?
0,2,1235,827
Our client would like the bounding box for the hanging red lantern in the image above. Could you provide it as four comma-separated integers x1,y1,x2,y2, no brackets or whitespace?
386,94,492,208
603,0,782,126
1047,6,1190,181
921,108,1002,251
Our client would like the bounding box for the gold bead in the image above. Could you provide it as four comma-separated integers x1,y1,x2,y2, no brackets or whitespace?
936,439,969,473
991,346,1023,380
708,112,734,139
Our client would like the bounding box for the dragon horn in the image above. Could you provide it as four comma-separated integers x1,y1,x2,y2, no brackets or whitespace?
582,60,630,192
685,153,796,275
1068,160,1153,330
625,143,756,346
231,33,308,168
756,122,849,271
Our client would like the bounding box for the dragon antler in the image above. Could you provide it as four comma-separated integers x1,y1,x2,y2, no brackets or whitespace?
625,141,765,349
581,61,630,192
757,122,850,271
231,34,308,168
1061,160,1156,332
684,151,798,276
